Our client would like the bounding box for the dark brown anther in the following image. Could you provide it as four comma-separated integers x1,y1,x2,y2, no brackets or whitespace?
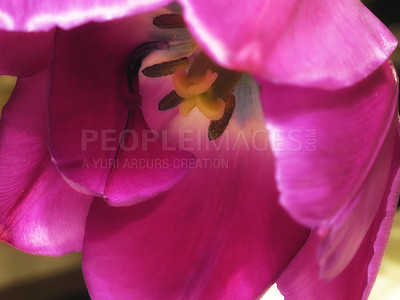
126,41,169,99
208,93,236,140
158,90,184,111
142,57,191,77
153,14,186,29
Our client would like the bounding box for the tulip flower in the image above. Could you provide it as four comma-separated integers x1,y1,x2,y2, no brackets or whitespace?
0,1,399,299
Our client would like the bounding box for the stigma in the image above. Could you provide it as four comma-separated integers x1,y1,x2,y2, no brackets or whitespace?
172,69,225,120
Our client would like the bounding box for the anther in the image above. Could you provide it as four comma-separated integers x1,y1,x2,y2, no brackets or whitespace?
153,14,186,29
158,90,184,111
142,57,191,77
126,41,169,107
208,93,236,140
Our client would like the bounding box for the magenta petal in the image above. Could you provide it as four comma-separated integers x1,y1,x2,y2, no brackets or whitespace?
101,111,193,205
0,0,171,31
277,129,400,299
316,121,398,278
262,60,399,278
261,61,397,227
82,125,308,299
0,29,54,76
179,0,397,89
48,17,191,206
0,71,92,255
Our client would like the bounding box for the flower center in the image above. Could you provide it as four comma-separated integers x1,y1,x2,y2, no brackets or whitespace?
170,51,243,122
156,50,243,139
173,69,223,120
126,11,243,140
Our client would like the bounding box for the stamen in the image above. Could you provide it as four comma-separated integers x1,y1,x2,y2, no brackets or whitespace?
153,14,186,29
208,93,236,140
142,57,191,77
126,41,168,104
158,90,184,111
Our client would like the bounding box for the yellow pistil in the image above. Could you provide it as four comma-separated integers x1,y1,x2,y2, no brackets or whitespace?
172,69,225,120
0,76,17,119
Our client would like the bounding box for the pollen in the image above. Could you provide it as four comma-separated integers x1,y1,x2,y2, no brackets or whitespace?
172,69,224,120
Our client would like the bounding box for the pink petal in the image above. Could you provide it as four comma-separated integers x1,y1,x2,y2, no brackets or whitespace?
276,128,400,299
362,128,400,299
0,0,171,31
0,71,92,255
261,60,399,277
316,120,398,278
82,104,309,299
178,0,397,89
0,29,55,76
48,16,192,206
4,0,392,90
